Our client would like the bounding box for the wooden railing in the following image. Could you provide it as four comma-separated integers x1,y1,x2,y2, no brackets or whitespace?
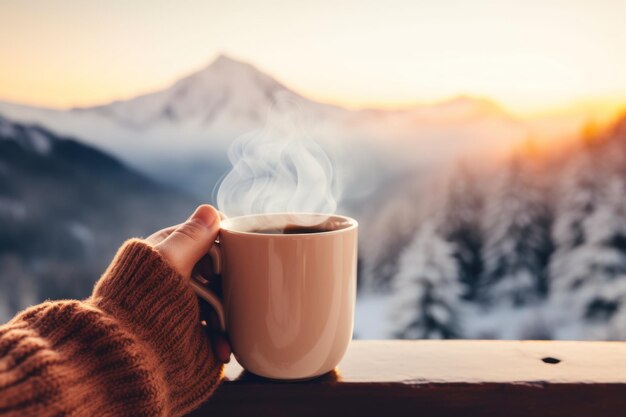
188,340,626,416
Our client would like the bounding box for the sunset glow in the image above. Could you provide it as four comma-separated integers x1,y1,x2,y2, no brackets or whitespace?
1,0,625,116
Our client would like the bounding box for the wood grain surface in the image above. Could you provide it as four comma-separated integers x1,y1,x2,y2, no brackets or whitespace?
187,340,626,417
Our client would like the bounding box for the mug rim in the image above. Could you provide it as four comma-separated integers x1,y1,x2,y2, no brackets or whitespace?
219,212,358,237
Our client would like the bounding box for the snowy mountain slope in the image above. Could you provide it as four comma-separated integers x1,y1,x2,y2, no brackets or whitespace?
0,100,146,161
77,55,349,131
0,114,197,321
0,114,55,154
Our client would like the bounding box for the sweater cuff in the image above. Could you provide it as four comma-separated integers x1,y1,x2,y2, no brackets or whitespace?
89,239,222,415
90,239,199,349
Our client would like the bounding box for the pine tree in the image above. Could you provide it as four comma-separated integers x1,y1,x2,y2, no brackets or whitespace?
480,155,553,306
389,221,463,339
549,143,626,338
439,163,484,300
360,195,422,292
550,149,599,254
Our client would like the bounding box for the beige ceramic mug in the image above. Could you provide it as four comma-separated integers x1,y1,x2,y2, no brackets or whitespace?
190,212,358,380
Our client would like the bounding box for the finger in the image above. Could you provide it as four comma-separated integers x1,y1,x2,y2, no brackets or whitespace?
154,205,221,278
145,224,181,246
148,209,225,246
210,331,232,363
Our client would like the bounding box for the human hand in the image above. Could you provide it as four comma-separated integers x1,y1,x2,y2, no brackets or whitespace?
145,204,231,363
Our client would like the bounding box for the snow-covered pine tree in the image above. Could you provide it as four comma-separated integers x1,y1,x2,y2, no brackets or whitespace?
439,162,484,300
549,140,626,339
359,193,422,292
480,154,553,307
389,221,463,339
550,146,601,255
360,173,446,293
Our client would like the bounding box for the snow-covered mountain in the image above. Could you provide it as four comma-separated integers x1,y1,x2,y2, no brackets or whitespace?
77,55,347,131
0,54,528,160
0,56,347,165
70,55,524,147
0,55,361,198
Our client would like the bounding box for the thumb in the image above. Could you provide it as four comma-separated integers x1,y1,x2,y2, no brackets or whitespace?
154,205,221,278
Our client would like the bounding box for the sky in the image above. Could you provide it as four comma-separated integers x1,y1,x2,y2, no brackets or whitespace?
1,0,625,115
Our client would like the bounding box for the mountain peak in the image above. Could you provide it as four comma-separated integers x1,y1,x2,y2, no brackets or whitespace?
201,53,259,75
211,53,248,67
189,53,272,84
84,53,306,128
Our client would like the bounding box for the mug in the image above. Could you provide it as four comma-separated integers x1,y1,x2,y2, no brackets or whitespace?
191,212,358,380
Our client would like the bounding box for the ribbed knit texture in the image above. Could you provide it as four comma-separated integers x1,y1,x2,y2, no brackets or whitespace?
0,239,223,417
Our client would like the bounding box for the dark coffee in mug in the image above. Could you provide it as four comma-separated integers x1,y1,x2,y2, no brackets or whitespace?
251,224,332,234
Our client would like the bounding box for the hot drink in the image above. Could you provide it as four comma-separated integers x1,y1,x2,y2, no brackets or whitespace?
190,212,358,380
251,224,332,234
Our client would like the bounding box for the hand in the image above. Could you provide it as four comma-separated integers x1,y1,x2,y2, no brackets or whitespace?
145,205,232,363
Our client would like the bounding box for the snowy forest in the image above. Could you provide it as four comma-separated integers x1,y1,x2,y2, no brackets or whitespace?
361,116,626,340
3,54,626,342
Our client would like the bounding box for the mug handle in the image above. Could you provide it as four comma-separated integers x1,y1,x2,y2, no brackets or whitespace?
190,243,226,332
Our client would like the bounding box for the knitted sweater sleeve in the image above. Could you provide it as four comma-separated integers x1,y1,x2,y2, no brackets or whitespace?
0,239,223,417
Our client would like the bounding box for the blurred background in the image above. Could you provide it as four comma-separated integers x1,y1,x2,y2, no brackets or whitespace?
2,0,626,340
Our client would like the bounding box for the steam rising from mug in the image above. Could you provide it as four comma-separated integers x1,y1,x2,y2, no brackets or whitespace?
216,97,339,226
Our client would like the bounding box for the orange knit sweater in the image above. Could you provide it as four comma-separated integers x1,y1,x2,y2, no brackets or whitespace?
0,239,223,417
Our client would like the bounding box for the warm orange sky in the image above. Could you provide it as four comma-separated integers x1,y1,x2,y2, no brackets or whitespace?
1,0,625,116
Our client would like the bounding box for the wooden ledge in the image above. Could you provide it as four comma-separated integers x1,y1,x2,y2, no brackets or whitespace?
188,340,626,417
